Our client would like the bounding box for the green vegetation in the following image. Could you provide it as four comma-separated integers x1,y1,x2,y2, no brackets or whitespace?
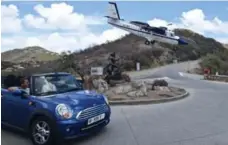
200,49,228,75
1,29,228,76
37,53,59,61
1,46,60,62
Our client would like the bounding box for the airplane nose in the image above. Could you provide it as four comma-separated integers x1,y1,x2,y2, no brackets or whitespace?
178,38,188,45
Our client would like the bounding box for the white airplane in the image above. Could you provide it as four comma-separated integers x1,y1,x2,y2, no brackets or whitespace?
105,2,188,46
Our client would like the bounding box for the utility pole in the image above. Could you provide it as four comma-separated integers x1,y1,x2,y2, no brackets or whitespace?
187,60,189,72
185,59,190,73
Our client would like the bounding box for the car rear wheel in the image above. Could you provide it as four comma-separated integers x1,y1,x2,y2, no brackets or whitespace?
29,116,58,145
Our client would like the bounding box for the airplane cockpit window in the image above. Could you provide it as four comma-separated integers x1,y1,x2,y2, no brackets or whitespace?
151,28,166,35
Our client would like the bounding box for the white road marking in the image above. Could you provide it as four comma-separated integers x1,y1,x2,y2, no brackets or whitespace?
179,72,184,77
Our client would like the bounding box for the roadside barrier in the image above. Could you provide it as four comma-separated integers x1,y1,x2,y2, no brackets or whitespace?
204,75,228,82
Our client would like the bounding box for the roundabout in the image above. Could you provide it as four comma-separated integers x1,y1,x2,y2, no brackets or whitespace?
106,83,189,105
2,61,228,145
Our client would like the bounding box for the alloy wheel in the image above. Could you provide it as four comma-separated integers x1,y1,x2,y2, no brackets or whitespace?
32,121,50,145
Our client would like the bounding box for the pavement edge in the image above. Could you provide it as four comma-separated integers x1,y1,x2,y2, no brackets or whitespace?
109,88,189,106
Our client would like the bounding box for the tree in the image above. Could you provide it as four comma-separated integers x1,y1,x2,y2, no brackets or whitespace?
58,52,85,81
200,51,228,75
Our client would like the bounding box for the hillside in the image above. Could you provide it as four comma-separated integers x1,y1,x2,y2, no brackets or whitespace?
2,28,228,76
1,46,60,63
68,29,226,70
224,44,228,49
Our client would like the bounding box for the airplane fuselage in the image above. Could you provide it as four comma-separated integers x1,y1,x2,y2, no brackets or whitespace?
106,2,188,46
108,19,180,45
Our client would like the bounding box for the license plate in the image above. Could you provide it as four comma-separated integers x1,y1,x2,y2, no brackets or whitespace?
87,113,105,125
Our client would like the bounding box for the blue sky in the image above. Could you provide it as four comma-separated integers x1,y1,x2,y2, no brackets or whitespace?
3,1,228,20
1,1,228,53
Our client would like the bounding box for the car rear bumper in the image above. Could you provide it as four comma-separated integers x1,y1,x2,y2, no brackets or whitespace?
57,111,111,140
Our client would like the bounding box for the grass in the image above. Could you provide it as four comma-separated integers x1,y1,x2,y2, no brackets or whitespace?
37,53,60,61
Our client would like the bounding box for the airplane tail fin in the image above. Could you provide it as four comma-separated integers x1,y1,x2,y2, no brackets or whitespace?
106,2,120,20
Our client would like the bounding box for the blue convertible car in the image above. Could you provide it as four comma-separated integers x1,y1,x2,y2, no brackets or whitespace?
1,72,111,145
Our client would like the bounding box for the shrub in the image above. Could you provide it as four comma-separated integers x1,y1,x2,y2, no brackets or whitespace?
200,50,228,75
152,79,168,90
123,61,135,71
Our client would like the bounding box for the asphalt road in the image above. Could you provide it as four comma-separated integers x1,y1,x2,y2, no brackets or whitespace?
2,61,228,145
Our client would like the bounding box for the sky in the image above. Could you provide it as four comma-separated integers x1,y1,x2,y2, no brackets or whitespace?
1,1,228,53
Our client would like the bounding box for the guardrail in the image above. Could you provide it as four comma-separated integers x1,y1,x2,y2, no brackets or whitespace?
204,75,228,82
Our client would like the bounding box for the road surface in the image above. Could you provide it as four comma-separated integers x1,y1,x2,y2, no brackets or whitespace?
2,61,228,145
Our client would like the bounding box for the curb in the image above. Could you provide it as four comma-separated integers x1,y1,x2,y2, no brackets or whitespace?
109,89,189,106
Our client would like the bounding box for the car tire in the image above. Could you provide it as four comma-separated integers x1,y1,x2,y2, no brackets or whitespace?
29,116,61,145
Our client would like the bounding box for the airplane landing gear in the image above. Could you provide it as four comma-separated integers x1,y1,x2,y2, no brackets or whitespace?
145,40,150,45
151,40,156,45
145,40,156,45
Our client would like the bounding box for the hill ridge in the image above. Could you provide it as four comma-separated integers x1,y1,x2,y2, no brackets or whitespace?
1,28,228,76
1,46,60,63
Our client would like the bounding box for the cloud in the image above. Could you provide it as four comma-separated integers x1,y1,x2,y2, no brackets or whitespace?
23,3,105,31
148,9,228,35
148,18,181,31
2,2,128,53
1,28,128,53
1,4,22,33
1,3,228,53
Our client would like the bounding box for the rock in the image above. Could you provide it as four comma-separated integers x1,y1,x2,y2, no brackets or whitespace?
122,73,131,82
154,86,170,91
140,82,147,96
153,79,168,87
104,91,115,99
113,85,132,94
92,78,109,93
131,81,147,94
127,80,148,98
162,87,170,91
146,84,153,90
127,91,137,98
131,80,146,89
127,90,147,98
143,79,155,85
131,80,140,88
92,78,99,89
98,79,109,93
154,86,159,91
